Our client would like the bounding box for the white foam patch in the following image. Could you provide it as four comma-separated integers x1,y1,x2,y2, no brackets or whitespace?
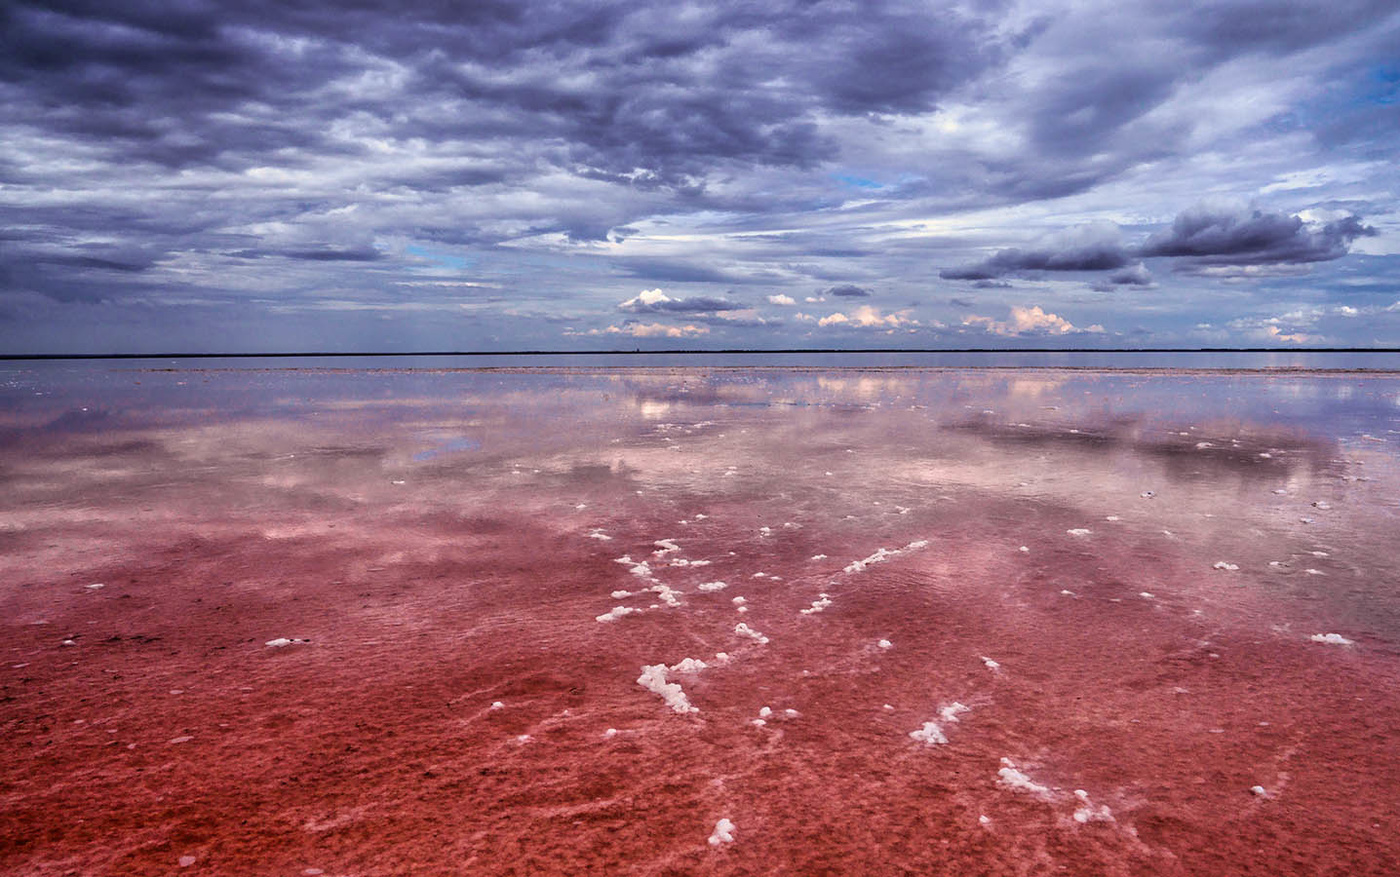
596,606,642,623
671,558,712,567
587,530,613,541
844,540,929,574
1213,561,1239,571
800,593,833,615
1066,528,1092,537
731,596,746,606
735,622,769,644
637,664,699,713
653,539,682,556
1310,633,1354,645
611,589,634,599
1072,789,1115,823
708,817,735,846
811,554,828,561
997,759,1055,800
670,657,709,674
697,581,728,592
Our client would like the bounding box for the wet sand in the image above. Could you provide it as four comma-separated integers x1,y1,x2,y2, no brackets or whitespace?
2,367,1399,875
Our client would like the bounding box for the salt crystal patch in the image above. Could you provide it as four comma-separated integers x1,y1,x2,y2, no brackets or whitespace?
708,817,735,846
516,734,533,744
610,590,633,599
1105,515,1120,522
996,758,1054,799
731,596,746,606
735,622,769,644
1066,528,1092,537
759,706,772,718
981,656,1000,671
784,708,800,718
603,728,618,738
877,639,893,649
168,736,193,745
909,722,949,745
596,606,641,623
810,554,828,561
800,593,833,615
1212,561,1239,571
85,583,104,590
636,664,698,713
587,530,613,541
490,701,504,710
1072,789,1114,823
669,657,708,674
1018,546,1029,553
1250,785,1268,797
979,815,991,826
1310,633,1354,645
1139,592,1155,599
697,581,728,592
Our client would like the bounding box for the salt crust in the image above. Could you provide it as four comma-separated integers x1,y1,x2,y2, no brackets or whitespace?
844,539,929,574
1310,632,1354,645
636,659,711,713
735,622,769,644
708,818,735,846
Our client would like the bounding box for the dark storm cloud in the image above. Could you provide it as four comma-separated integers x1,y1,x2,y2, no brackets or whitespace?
1139,206,1376,264
941,241,1131,280
827,284,872,298
944,207,1375,282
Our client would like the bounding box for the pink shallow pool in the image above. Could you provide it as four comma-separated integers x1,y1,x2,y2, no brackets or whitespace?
2,366,1398,875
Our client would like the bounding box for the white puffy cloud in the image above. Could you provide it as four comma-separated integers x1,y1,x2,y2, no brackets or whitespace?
963,305,1103,336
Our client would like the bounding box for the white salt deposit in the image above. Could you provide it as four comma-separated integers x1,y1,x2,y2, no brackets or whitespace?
596,606,641,623
653,539,681,556
844,540,929,574
997,759,1054,800
1018,545,1029,553
732,596,746,606
735,622,769,644
979,815,991,826
671,558,712,567
586,530,613,540
1139,592,1155,599
1305,568,1325,576
636,664,699,713
265,637,309,647
759,526,773,536
1106,515,1120,522
909,722,949,745
603,728,618,738
759,706,772,718
810,554,828,560
784,708,800,718
1212,561,1239,571
1250,785,1268,797
708,818,736,846
85,583,104,590
697,581,728,592
490,701,504,710
751,572,768,578
1066,528,1092,537
981,656,1000,671
1310,633,1354,645
751,718,767,727
1072,789,1114,823
800,593,833,615
670,657,709,674
611,589,633,599
877,639,893,649
649,583,683,607
516,734,533,744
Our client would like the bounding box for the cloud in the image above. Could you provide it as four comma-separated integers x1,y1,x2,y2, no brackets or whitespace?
818,305,915,328
942,223,1131,280
963,305,1104,336
767,294,797,305
826,284,872,298
1140,204,1376,264
618,288,743,314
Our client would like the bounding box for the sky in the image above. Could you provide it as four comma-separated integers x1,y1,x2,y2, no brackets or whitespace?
2,0,1399,354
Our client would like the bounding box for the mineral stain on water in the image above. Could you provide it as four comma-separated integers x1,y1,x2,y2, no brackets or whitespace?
2,360,1399,875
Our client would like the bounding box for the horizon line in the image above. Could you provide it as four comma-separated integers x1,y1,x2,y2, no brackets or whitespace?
3,347,1400,362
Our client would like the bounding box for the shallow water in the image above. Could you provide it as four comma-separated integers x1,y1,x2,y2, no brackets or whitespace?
2,364,1399,875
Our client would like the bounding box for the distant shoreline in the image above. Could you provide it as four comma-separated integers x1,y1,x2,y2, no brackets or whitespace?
4,347,1399,362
